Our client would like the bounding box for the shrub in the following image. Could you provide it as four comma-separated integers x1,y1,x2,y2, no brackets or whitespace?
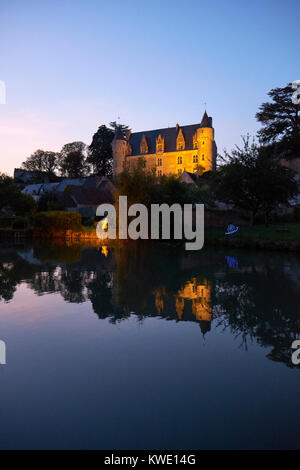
34,211,82,236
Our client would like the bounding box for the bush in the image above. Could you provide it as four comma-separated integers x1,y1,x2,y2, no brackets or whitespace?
34,211,82,235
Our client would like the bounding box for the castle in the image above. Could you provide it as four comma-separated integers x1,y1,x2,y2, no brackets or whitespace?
112,111,217,178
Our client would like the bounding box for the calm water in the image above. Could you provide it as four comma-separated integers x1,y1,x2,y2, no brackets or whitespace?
0,241,299,450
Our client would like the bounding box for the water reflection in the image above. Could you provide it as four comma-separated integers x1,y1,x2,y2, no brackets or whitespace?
0,241,299,369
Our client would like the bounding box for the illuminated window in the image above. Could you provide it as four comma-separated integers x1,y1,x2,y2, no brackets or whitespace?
193,155,198,163
178,156,182,164
157,169,162,176
178,169,182,175
202,155,205,160
193,141,198,149
202,141,205,145
157,158,162,166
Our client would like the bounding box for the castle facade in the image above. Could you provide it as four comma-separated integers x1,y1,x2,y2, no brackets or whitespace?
112,111,217,178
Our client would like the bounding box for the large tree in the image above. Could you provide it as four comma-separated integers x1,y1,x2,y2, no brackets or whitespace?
22,149,59,177
256,84,300,159
214,137,298,224
87,125,114,177
58,141,88,178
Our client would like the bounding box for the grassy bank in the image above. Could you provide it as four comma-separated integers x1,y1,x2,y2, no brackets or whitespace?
205,222,300,251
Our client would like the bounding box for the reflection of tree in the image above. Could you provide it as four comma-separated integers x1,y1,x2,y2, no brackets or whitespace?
33,241,82,265
59,270,86,303
0,250,37,302
29,268,60,296
213,267,300,368
87,271,115,320
0,262,17,302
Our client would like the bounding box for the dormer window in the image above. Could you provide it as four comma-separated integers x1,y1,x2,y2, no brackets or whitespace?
178,156,182,164
156,134,164,153
176,128,185,151
194,142,198,149
140,134,148,154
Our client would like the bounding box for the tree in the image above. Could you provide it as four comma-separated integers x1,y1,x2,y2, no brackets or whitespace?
109,121,130,132
22,149,59,177
37,192,65,212
214,137,298,224
256,84,300,159
0,173,36,216
116,158,200,207
58,141,88,178
87,125,114,177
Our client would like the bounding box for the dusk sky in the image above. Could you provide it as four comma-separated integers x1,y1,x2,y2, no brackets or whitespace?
0,0,299,175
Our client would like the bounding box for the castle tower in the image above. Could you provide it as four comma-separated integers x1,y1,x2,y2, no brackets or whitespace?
112,127,127,178
196,111,217,171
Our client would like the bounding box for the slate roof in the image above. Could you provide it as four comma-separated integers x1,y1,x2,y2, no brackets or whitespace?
22,184,43,195
65,185,115,206
127,113,212,156
56,178,87,192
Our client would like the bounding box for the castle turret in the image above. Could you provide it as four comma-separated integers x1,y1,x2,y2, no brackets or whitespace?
196,111,217,171
112,127,127,178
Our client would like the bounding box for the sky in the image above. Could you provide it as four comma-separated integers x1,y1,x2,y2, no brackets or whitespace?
0,0,299,175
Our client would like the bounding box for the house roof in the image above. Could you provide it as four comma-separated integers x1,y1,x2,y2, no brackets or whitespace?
40,182,60,193
22,184,43,195
56,178,87,192
66,185,114,206
127,112,212,156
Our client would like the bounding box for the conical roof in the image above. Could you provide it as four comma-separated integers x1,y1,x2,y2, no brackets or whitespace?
200,110,211,127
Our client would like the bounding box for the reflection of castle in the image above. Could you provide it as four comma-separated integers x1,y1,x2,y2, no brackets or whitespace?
154,278,212,335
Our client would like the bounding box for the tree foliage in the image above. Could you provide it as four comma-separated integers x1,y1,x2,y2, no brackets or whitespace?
34,211,82,235
109,121,130,132
22,149,59,177
116,158,200,207
0,173,36,216
58,141,88,178
214,137,298,224
87,125,114,177
256,84,300,159
37,192,65,212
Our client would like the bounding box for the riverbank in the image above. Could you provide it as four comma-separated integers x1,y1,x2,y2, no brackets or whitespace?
205,222,300,251
2,222,300,252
